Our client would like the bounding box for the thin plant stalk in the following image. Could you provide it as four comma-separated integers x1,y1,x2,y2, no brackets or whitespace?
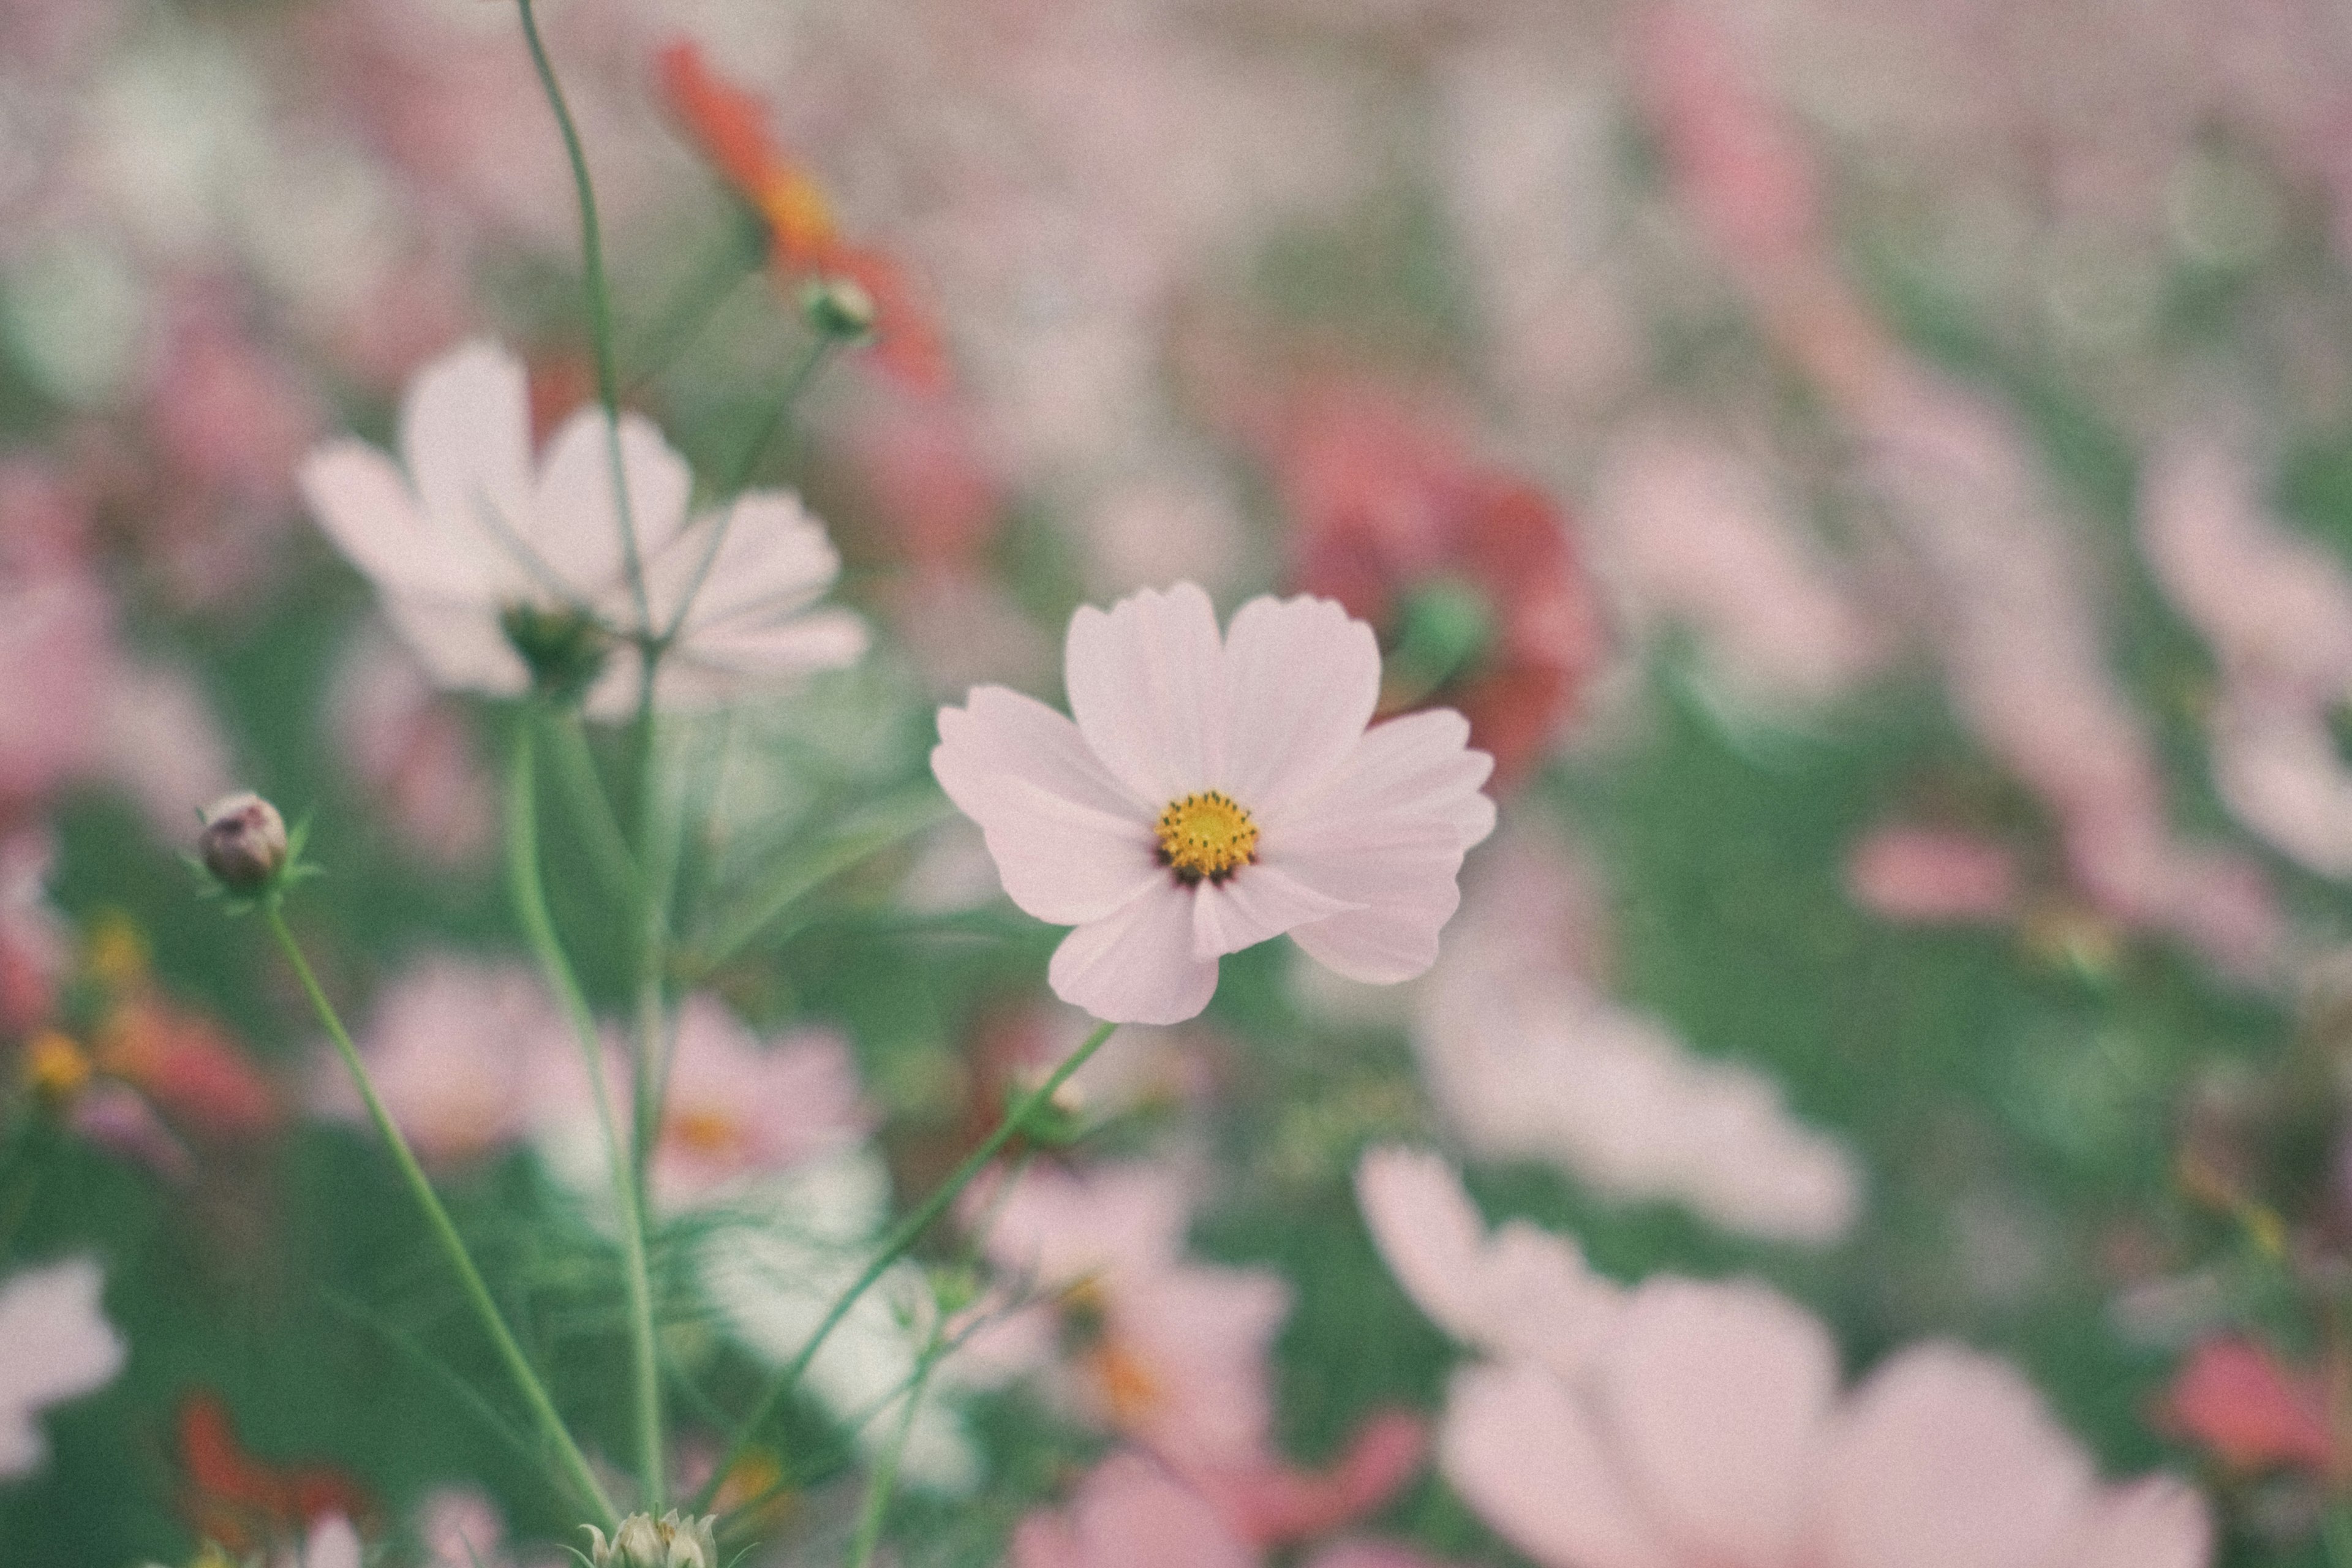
844,1325,944,1568
265,903,618,1528
508,720,669,1511
515,0,651,633
692,1020,1120,1512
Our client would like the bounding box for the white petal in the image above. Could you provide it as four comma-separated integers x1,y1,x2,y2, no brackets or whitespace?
658,491,843,631
0,1256,123,1479
1219,594,1379,813
1280,813,1471,984
2054,1479,2211,1568
400,341,535,577
1811,1346,2094,1568
1599,1279,1833,1564
933,687,1161,924
300,442,484,600
533,409,694,607
1189,862,1360,959
646,610,870,709
1442,1362,1674,1568
377,593,531,698
1048,881,1218,1024
1066,582,1227,804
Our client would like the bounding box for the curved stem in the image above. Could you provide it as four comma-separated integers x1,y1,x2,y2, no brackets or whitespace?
692,1020,1119,1512
266,903,617,1528
515,0,650,633
844,1325,943,1568
508,721,668,1511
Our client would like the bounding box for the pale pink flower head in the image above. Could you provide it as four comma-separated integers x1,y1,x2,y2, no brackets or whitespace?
932,583,1496,1024
1356,1151,2212,1568
298,340,866,718
0,1255,126,1479
1844,824,2021,925
645,995,872,1210
309,956,568,1167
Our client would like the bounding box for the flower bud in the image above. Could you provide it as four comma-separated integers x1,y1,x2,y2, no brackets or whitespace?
197,793,287,894
801,275,876,341
585,1511,720,1568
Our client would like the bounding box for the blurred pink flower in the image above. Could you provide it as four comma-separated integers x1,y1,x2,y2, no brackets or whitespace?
309,956,570,1167
1419,826,1859,1245
0,1256,125,1480
1011,1453,1451,1568
328,627,496,870
415,1485,519,1568
2157,1336,2335,1480
1844,824,2021,924
932,583,1496,1023
971,1159,1428,1540
1589,426,1884,709
298,339,865,717
1357,1150,2211,1568
0,830,68,1035
643,994,870,1210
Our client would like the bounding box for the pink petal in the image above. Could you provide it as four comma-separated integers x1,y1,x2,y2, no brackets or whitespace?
1810,1345,2094,1568
663,491,842,627
1598,1279,1833,1564
2054,1478,2211,1568
1354,1148,1621,1374
1068,1455,1257,1568
1190,863,1360,960
1197,1409,1428,1547
1066,583,1228,805
1219,594,1381,813
1441,1362,1673,1568
933,687,1161,925
378,594,531,697
1272,709,1497,983
532,408,693,605
1050,881,1219,1023
399,341,535,576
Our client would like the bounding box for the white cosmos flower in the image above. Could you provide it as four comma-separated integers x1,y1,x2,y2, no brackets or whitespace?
0,1256,126,1479
932,582,1496,1024
298,340,866,717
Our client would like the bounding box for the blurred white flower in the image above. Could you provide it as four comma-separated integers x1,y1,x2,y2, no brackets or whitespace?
933,584,1495,1024
0,1256,126,1479
298,340,865,717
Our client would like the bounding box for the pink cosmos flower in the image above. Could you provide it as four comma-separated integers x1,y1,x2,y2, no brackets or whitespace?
967,1161,1426,1538
1356,1150,2212,1568
931,582,1496,1024
309,956,571,1167
0,1256,126,1479
1844,824,2021,925
298,340,866,718
1012,1453,1452,1568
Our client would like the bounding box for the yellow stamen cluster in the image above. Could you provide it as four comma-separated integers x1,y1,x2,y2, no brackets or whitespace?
1155,791,1259,886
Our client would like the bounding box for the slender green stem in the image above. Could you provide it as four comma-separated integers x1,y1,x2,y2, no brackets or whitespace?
515,0,650,633
265,903,617,1528
688,788,953,975
624,211,768,397
543,714,644,910
508,723,668,1511
655,334,839,649
844,1327,943,1568
2328,1506,2352,1568
692,1020,1120,1512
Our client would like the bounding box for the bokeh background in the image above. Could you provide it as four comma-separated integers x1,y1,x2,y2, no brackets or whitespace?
8,0,2352,1562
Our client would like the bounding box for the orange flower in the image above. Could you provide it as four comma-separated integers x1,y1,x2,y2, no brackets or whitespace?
179,1393,372,1552
655,40,947,393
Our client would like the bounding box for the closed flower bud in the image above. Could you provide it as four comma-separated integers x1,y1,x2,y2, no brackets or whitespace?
801,275,876,341
197,793,287,894
585,1511,719,1568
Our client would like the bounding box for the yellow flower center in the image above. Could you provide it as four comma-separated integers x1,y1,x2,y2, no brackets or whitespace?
1155,791,1259,886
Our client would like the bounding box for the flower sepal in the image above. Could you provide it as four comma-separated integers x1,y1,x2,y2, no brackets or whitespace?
185,793,322,914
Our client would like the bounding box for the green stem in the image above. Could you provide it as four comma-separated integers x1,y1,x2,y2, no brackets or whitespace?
508,723,668,1511
515,0,650,633
265,903,617,1528
543,713,644,910
624,211,768,397
844,1329,942,1568
692,1020,1119,1512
